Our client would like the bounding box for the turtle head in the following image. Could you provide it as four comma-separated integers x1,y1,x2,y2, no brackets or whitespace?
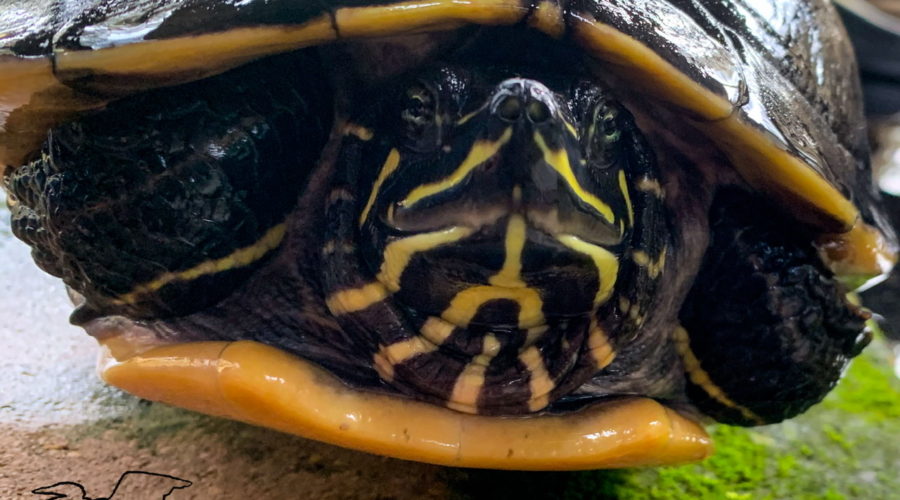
354,66,638,325
325,63,667,414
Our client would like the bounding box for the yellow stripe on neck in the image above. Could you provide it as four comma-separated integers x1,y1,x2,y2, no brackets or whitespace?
115,222,287,305
557,234,619,306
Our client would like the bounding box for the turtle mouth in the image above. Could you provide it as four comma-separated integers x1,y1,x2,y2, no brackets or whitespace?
96,331,712,470
386,193,624,248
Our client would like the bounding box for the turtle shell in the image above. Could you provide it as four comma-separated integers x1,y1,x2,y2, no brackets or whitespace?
1,0,895,469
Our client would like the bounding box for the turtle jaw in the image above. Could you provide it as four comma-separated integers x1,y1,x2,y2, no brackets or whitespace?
96,335,712,470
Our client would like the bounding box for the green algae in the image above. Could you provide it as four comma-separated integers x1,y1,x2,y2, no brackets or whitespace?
450,338,900,500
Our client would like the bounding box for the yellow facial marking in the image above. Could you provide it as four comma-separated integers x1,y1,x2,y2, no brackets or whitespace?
442,286,545,329
673,326,763,425
360,148,401,227
488,214,528,288
533,132,615,224
448,334,502,413
374,335,438,381
456,105,487,126
344,123,375,141
520,346,555,412
588,321,617,369
557,234,619,306
564,121,579,138
401,128,513,208
378,226,474,291
618,170,634,227
115,223,287,305
325,282,390,315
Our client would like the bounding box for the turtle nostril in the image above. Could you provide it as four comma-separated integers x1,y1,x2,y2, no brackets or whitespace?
496,95,523,122
526,99,551,124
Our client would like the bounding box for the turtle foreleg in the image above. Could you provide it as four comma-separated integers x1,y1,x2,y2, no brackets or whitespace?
677,189,871,425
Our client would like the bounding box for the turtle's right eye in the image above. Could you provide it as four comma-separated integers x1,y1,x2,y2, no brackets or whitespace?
399,82,440,151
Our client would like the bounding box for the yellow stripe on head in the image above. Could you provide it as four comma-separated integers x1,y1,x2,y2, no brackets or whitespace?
533,132,615,224
359,149,401,227
401,128,513,209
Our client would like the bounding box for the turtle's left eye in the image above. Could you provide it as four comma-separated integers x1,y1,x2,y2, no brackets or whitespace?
400,82,440,151
584,101,622,169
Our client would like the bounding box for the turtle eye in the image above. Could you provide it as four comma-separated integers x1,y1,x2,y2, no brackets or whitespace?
584,101,622,169
400,82,440,151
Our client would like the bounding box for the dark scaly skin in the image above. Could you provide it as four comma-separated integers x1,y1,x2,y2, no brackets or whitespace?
6,51,332,319
680,189,870,425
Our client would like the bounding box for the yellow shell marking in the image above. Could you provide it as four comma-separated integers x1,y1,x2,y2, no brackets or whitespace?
527,0,566,39
557,234,619,306
401,128,513,208
570,14,860,231
359,148,401,227
115,222,287,305
533,132,615,224
673,326,763,425
448,334,502,413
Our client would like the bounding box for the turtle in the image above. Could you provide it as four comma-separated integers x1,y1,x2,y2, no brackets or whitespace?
1,0,897,470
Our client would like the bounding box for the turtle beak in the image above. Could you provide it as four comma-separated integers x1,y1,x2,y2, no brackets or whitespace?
97,336,713,470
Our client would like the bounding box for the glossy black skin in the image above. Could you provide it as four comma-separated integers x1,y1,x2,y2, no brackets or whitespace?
0,0,882,424
681,190,869,424
7,52,332,319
